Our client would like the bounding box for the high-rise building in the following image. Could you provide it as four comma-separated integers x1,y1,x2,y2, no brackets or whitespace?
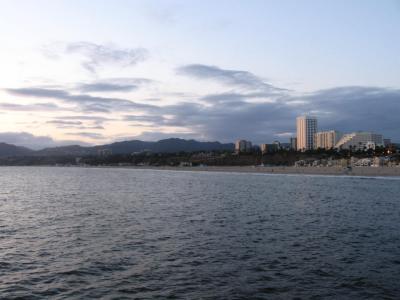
246,141,252,152
296,116,318,151
314,130,342,150
260,144,268,154
290,137,297,150
235,140,252,153
335,132,383,151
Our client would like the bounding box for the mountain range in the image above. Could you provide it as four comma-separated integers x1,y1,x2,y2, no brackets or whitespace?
0,138,234,157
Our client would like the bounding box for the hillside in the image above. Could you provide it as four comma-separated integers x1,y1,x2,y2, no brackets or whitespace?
0,138,235,157
0,142,34,157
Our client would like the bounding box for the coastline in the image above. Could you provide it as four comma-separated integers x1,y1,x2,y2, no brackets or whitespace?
118,165,400,177
2,165,400,177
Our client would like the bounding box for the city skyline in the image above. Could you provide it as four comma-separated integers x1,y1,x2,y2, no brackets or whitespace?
0,0,399,149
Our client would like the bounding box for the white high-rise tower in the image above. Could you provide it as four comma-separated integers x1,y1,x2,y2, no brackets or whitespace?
296,115,318,151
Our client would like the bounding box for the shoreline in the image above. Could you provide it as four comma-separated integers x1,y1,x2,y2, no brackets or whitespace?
110,165,400,177
2,165,400,177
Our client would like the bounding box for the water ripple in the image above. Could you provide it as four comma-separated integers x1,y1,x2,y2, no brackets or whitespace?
0,167,399,299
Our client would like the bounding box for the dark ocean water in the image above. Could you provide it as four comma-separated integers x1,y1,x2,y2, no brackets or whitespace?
0,167,400,299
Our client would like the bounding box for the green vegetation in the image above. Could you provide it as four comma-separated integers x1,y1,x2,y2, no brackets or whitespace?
0,146,398,167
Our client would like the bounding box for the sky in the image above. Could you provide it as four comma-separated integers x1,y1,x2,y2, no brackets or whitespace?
0,0,399,149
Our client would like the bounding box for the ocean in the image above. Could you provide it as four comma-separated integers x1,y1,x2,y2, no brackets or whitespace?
0,167,399,299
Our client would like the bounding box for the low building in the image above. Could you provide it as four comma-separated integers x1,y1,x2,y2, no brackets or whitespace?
235,139,252,153
335,132,383,151
314,130,342,150
365,141,376,150
273,141,281,150
354,158,373,167
280,143,291,150
260,143,279,154
372,157,385,167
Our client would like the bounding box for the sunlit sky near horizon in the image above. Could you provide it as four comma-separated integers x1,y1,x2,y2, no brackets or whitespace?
0,0,399,149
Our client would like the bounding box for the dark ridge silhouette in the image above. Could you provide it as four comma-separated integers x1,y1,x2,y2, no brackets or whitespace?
0,138,234,157
0,142,34,157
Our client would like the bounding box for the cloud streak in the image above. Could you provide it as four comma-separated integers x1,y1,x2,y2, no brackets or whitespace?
43,41,148,73
124,86,400,142
77,77,153,93
6,87,158,113
66,132,105,140
177,64,287,94
0,132,91,150
0,102,64,111
2,61,399,144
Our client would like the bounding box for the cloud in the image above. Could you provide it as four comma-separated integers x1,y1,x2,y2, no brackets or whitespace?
77,78,153,93
275,132,294,138
44,41,148,73
3,60,400,144
46,119,105,130
121,86,400,143
78,82,137,93
6,87,157,113
0,102,65,111
177,64,287,93
201,91,281,104
56,116,115,128
124,114,166,123
46,120,83,126
303,86,400,138
65,132,105,140
67,42,148,73
0,132,91,150
60,115,114,123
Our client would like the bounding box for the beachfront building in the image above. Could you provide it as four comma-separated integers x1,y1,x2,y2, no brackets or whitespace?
273,141,281,150
335,132,384,151
235,140,252,153
296,115,318,151
314,130,342,150
260,143,279,154
246,141,252,152
290,137,297,151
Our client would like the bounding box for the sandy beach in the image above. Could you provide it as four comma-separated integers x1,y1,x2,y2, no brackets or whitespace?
123,165,400,177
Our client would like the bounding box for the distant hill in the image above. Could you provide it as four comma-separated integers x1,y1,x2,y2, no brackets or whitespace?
96,138,234,154
0,138,234,157
35,145,95,157
0,142,34,157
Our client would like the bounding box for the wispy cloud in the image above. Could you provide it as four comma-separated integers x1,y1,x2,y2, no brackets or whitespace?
43,41,148,73
0,102,64,111
177,64,288,93
6,87,158,113
2,60,400,144
76,77,153,93
65,132,105,139
46,118,105,130
0,132,91,150
118,86,400,143
46,120,83,126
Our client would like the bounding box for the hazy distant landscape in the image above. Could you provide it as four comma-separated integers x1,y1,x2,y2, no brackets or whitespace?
0,138,234,157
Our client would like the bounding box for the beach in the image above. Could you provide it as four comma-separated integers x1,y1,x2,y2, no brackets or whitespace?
124,165,400,177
